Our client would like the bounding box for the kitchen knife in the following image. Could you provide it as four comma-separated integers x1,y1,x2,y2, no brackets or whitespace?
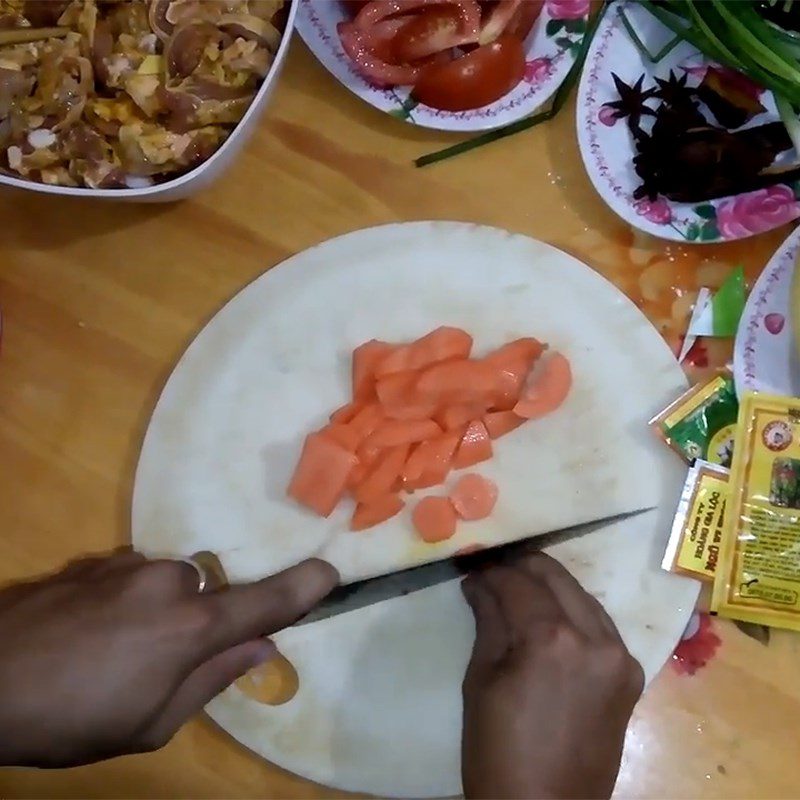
295,506,653,626
189,507,653,627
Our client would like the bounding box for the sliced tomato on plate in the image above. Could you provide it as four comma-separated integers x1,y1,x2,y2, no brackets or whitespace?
504,0,543,41
479,0,543,44
347,15,416,62
338,20,448,86
412,34,525,111
391,5,472,62
354,0,481,42
341,0,371,16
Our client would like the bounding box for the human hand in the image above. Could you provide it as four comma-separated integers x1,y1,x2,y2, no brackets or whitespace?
0,550,337,768
460,553,644,800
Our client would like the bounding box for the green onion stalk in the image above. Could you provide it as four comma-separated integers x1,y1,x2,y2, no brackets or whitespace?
638,0,800,158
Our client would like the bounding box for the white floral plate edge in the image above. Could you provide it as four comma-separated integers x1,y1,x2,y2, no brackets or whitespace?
296,0,589,132
576,1,800,243
734,225,800,397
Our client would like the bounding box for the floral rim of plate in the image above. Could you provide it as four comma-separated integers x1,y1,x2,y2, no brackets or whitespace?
577,0,800,243
734,225,800,397
296,0,589,133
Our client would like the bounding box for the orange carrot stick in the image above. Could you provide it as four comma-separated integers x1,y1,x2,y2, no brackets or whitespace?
353,340,396,401
354,444,409,505
402,432,460,489
513,352,572,420
483,410,525,439
364,418,442,449
351,494,405,531
288,432,358,517
453,420,493,469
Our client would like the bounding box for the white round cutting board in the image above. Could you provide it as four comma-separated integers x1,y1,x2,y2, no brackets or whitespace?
132,222,700,798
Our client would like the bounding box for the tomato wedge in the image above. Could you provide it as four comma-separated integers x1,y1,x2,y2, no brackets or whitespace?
505,0,543,41
341,0,370,16
479,0,543,44
412,34,525,111
338,20,432,85
392,5,476,62
354,0,481,42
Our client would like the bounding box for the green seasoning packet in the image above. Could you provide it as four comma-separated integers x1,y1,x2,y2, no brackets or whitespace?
649,375,738,468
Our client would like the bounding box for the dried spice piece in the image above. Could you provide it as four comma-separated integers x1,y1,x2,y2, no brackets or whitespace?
610,70,798,202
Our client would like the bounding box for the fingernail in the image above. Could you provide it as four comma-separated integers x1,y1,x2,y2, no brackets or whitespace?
250,638,278,667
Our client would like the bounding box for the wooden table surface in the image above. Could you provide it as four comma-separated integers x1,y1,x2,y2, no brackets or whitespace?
2,33,800,800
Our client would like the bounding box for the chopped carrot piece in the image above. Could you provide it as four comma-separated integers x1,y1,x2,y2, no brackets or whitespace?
356,441,382,470
353,340,396,401
513,352,572,420
412,495,458,543
351,494,405,531
449,473,498,521
491,358,530,411
408,326,473,368
375,326,473,378
364,418,442,449
416,359,499,406
453,420,493,469
348,403,384,446
485,338,546,410
435,403,485,430
347,462,368,489
483,410,525,439
354,444,409,505
402,432,460,489
376,370,436,420
329,401,364,425
484,337,546,366
287,432,358,518
320,423,361,452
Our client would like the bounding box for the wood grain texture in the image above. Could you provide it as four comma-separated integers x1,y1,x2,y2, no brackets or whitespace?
1,36,799,799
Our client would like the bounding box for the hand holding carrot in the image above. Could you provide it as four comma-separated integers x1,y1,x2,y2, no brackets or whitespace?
460,553,643,800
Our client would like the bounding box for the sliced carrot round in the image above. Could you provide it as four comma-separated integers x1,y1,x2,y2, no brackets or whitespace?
412,495,458,543
449,473,498,521
513,352,572,420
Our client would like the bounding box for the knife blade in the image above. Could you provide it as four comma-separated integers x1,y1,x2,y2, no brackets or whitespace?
294,506,653,627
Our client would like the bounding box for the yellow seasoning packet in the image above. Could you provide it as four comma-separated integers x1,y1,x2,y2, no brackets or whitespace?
712,392,800,631
663,460,730,581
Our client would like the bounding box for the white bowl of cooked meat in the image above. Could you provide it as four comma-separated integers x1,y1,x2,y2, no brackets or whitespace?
0,0,294,200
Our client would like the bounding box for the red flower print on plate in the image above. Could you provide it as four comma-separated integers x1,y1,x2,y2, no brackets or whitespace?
524,56,554,85
546,0,589,20
634,197,672,225
598,103,618,127
765,313,785,335
716,185,800,240
671,612,721,676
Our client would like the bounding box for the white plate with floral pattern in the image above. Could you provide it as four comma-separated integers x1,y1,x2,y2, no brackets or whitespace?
296,0,589,131
734,225,800,397
577,1,800,243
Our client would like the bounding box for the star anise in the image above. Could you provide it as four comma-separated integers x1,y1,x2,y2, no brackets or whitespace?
605,73,657,137
654,70,696,109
